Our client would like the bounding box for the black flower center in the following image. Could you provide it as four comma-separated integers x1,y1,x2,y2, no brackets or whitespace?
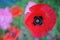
10,31,15,37
33,16,43,25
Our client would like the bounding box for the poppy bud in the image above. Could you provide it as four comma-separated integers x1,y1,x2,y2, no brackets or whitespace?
24,2,56,38
10,6,22,17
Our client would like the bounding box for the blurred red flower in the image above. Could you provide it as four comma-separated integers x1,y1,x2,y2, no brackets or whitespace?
10,6,22,17
24,4,56,38
3,26,20,40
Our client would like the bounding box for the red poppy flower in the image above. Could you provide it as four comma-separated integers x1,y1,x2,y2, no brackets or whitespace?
3,26,20,40
24,4,56,38
10,6,22,17
0,35,3,40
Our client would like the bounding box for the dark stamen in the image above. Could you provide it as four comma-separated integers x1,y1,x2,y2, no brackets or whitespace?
10,31,15,37
33,16,43,25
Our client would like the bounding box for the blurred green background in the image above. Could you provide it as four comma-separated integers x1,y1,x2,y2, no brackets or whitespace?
0,0,60,40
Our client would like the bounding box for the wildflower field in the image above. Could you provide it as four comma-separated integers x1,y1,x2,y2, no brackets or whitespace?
0,0,60,40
